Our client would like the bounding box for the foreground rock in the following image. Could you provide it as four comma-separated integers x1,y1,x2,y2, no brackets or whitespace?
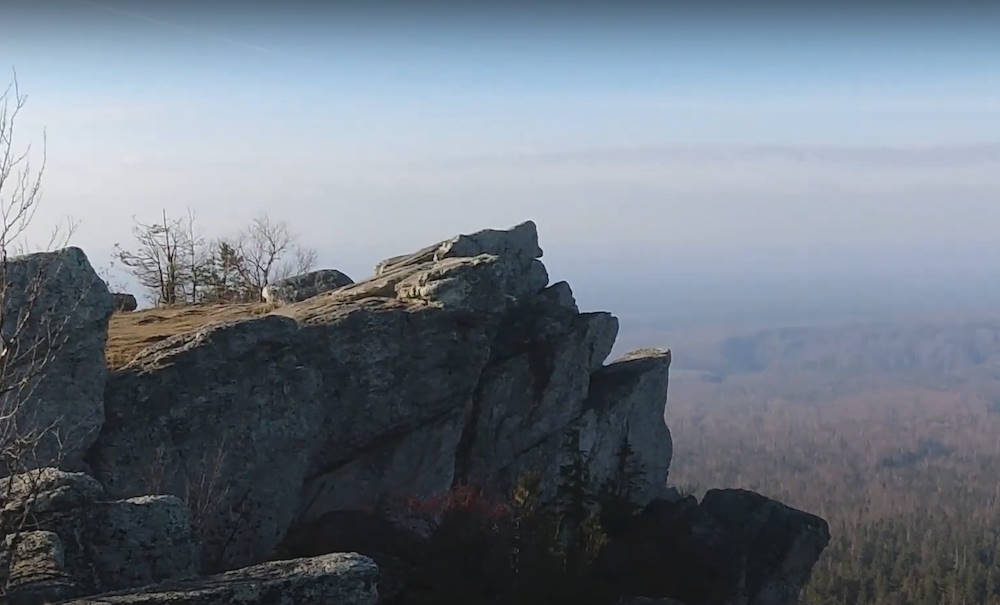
0,468,198,601
59,553,378,605
90,315,326,571
262,269,354,304
597,489,831,605
1,248,112,471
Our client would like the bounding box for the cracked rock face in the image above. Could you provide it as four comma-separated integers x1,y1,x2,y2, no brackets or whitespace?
0,247,112,472
0,468,198,600
86,221,678,573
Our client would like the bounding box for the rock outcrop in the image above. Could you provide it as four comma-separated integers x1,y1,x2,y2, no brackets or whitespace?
262,269,354,305
89,220,645,571
0,248,113,472
0,222,830,604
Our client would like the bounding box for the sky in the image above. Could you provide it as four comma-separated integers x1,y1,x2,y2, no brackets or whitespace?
3,0,999,338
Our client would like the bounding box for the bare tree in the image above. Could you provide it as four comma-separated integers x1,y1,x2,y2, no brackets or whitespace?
0,71,82,481
233,214,316,302
118,211,318,305
116,210,191,306
182,208,209,304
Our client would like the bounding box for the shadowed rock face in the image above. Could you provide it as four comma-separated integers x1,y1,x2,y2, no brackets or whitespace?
598,490,831,605
1,247,112,472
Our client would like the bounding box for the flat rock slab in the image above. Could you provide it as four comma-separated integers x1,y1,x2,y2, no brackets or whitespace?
59,553,379,605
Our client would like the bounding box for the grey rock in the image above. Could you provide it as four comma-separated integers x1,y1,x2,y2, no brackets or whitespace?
538,281,578,312
262,269,354,305
0,247,112,471
58,553,379,605
89,315,325,572
580,348,673,503
3,530,80,605
394,255,512,313
0,468,104,522
0,469,197,598
111,293,137,313
297,411,466,524
374,220,548,304
79,220,828,605
456,293,619,491
73,496,198,593
597,491,830,605
697,489,831,605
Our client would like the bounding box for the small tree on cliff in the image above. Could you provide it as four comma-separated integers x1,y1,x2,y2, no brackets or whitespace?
228,214,316,302
116,210,193,306
119,212,317,304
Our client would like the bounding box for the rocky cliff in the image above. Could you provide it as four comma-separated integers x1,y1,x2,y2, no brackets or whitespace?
0,221,829,605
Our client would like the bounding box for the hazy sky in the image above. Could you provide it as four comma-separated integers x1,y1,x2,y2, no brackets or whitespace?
3,1,999,333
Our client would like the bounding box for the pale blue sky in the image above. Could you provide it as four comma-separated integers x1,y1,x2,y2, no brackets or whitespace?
3,0,999,332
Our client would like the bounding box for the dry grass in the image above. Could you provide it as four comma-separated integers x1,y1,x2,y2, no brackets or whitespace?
106,303,276,370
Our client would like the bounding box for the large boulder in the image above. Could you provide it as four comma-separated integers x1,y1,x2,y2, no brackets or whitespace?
262,269,354,305
597,490,831,605
59,553,379,605
89,315,325,572
0,247,112,471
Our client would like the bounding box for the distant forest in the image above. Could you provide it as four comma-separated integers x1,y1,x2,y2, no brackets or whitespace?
666,320,1000,605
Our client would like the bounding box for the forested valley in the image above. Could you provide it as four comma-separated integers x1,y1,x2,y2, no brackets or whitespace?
665,318,1000,605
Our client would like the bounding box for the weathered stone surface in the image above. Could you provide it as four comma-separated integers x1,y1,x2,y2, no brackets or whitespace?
456,290,619,490
262,269,354,305
89,315,324,572
579,348,673,504
0,468,104,522
60,553,379,605
0,469,197,599
297,411,467,524
74,496,198,592
111,293,138,312
2,530,80,605
597,490,830,605
1,247,112,471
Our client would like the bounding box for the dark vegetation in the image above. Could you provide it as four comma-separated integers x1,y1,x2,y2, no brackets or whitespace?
278,439,650,605
666,320,1000,605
